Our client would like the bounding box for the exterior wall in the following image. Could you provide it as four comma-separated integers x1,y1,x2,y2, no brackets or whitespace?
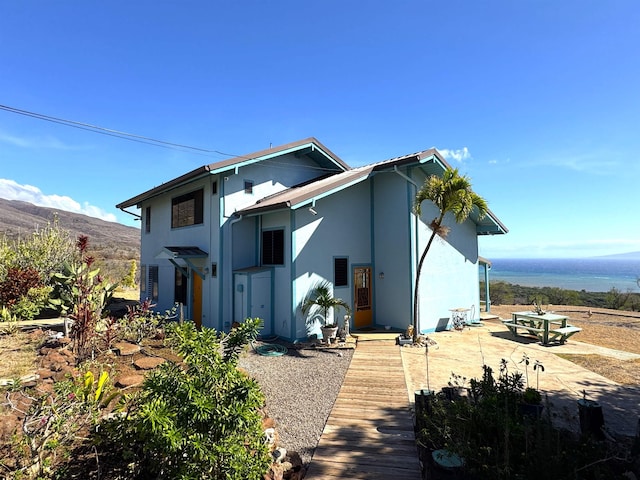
139,177,214,326
371,171,414,331
292,180,372,340
415,201,481,333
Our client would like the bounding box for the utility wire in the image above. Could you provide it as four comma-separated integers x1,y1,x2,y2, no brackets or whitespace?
0,103,226,155
0,103,344,172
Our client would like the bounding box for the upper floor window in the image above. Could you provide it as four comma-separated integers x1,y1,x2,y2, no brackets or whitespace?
145,206,151,233
171,189,204,228
244,180,254,194
262,229,284,265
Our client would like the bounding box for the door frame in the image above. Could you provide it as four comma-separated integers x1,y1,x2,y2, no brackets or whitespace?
352,264,373,328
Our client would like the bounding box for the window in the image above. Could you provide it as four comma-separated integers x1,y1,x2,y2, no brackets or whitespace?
262,229,284,265
211,180,218,195
145,206,151,233
140,265,147,293
149,265,159,301
244,180,254,194
334,257,348,287
171,189,204,228
211,263,217,278
174,268,187,305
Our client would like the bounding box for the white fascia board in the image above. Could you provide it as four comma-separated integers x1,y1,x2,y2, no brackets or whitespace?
208,142,318,174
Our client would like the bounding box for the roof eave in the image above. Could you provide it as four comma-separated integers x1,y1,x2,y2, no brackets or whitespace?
116,165,212,209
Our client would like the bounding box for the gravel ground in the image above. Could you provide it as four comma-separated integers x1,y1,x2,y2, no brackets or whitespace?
238,341,354,465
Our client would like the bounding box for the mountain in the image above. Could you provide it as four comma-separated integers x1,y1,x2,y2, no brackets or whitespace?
0,198,140,281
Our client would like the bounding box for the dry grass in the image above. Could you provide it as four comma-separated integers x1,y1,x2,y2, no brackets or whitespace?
489,304,640,385
0,331,42,380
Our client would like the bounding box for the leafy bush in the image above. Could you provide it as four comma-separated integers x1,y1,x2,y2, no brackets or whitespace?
416,360,636,479
0,266,43,308
97,319,271,479
0,218,78,284
11,285,53,320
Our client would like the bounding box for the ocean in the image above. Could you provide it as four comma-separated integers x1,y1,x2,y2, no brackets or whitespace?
482,258,640,293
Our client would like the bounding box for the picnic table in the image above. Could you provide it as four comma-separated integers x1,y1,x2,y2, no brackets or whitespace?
502,311,582,345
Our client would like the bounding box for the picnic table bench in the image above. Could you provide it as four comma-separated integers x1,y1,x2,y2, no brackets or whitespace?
502,311,582,345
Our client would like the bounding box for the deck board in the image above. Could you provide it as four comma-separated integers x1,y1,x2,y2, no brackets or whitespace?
305,339,421,479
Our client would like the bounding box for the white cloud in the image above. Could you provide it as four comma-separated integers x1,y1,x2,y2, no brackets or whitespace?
0,179,118,222
0,129,80,150
439,147,471,163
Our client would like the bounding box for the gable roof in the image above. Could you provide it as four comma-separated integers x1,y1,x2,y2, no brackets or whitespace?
235,146,508,235
116,137,348,210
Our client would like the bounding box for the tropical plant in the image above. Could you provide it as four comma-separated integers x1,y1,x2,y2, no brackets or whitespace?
301,280,351,328
96,319,270,479
50,235,117,363
412,167,488,341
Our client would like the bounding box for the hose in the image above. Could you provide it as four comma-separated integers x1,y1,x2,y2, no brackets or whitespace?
254,343,288,356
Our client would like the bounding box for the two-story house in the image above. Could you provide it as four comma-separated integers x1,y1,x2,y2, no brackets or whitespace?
116,138,507,341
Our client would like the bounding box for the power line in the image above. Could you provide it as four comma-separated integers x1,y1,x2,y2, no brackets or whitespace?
0,103,344,173
0,103,228,156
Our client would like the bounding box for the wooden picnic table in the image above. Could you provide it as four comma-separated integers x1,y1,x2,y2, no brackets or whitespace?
502,311,582,345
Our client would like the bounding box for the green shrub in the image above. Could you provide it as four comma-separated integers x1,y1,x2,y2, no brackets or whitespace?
11,285,53,320
97,319,271,479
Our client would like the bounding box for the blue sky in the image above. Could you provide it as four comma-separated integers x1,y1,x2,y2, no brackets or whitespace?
1,1,639,259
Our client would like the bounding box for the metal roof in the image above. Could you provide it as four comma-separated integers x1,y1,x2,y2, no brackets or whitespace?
116,137,349,209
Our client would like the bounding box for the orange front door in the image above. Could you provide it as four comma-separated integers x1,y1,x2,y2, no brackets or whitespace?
353,266,372,328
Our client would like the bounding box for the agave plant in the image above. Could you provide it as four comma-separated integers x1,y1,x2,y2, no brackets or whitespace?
301,280,351,328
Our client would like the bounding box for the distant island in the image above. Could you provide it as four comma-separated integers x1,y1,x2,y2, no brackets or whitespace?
596,252,640,260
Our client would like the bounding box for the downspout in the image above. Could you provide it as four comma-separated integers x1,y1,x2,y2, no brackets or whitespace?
393,166,420,188
484,263,491,312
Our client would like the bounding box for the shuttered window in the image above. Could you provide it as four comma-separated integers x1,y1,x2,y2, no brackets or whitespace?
262,229,284,265
149,265,159,301
171,189,204,228
334,257,348,287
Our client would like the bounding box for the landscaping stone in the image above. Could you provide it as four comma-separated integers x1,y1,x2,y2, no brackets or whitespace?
114,342,141,356
133,356,165,370
115,374,145,388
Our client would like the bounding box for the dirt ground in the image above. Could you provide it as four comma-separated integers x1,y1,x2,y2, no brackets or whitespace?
400,305,640,439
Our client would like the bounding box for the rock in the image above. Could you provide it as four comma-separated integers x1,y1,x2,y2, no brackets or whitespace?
262,416,276,430
116,374,145,388
114,342,141,356
134,356,165,370
0,413,20,439
37,368,54,380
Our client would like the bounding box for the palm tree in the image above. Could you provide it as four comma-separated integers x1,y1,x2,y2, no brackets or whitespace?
301,280,351,327
412,167,488,342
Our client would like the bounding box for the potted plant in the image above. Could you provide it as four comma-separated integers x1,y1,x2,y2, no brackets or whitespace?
301,280,351,344
519,354,544,418
577,390,605,440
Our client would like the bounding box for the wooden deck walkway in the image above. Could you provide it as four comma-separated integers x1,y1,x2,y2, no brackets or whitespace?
305,339,421,479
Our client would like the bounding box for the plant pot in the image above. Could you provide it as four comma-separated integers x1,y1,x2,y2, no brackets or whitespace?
320,326,338,344
578,399,605,440
441,386,467,402
414,389,435,431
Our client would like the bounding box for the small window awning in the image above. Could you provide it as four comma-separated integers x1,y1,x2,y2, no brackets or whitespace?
156,246,208,259
155,246,209,279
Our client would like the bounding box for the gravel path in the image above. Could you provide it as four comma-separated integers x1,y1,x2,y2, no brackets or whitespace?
238,341,354,465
